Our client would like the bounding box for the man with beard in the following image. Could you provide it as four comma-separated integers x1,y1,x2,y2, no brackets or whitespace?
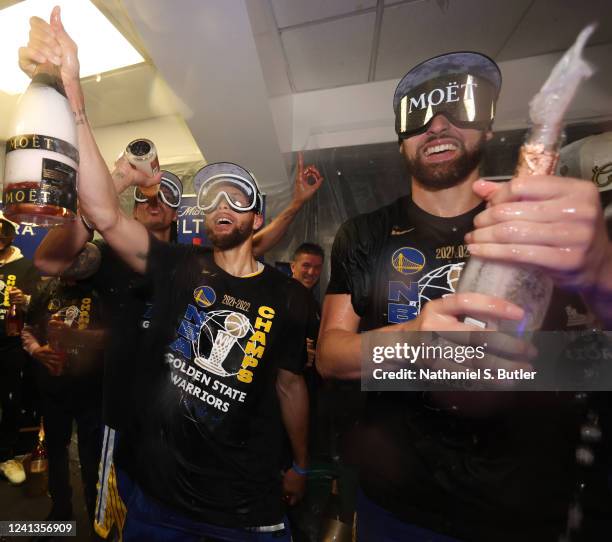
23,10,310,540
318,52,612,540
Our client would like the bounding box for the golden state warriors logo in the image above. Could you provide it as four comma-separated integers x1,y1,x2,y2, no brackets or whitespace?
392,247,425,275
194,285,216,308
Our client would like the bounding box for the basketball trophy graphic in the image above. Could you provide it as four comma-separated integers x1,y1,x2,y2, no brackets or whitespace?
194,310,253,376
417,263,464,312
63,305,81,326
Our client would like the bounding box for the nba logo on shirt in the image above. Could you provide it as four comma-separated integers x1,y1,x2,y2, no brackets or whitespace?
391,247,425,275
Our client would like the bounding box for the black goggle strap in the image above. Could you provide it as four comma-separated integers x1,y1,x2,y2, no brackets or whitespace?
396,73,496,136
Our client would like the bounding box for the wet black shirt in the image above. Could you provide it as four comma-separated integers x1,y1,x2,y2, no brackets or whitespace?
90,240,152,431
327,196,611,541
122,237,309,527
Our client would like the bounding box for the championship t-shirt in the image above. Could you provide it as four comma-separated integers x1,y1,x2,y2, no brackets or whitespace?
120,236,309,527
26,277,103,400
0,253,39,348
327,196,612,541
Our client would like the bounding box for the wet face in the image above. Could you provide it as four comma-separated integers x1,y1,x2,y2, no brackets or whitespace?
401,114,490,190
291,253,323,289
132,197,177,232
203,194,263,250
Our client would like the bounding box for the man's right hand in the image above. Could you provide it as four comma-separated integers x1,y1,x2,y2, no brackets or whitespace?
31,344,65,375
111,154,162,195
18,7,80,89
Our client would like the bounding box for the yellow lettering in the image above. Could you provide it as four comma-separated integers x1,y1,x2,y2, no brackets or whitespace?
237,369,253,383
258,306,275,319
245,341,264,359
43,137,53,150
254,317,271,333
250,330,267,345
32,135,40,148
18,136,28,148
241,356,258,369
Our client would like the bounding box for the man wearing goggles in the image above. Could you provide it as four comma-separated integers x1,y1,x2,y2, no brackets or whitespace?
319,51,612,541
133,172,182,209
194,162,265,251
132,170,182,240
24,9,311,536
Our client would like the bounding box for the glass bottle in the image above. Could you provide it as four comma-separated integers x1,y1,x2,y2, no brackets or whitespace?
2,62,78,226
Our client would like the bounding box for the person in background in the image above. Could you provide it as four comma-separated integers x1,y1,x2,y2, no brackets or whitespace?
0,212,40,485
291,242,324,367
22,269,104,537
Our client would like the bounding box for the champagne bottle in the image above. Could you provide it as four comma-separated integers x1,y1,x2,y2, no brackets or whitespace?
26,420,48,498
5,301,23,337
319,479,353,542
456,27,594,334
126,138,160,197
2,62,79,226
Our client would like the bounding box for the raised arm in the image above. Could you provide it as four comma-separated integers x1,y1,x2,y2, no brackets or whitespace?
34,214,92,276
253,152,323,258
21,8,158,273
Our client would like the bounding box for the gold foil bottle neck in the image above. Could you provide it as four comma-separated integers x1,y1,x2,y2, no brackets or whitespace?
516,143,560,177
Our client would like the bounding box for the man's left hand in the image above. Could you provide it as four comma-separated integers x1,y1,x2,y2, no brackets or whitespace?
282,467,306,506
467,176,612,293
293,152,323,206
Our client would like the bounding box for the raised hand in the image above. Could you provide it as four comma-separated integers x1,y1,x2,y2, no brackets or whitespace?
466,176,611,293
293,152,323,205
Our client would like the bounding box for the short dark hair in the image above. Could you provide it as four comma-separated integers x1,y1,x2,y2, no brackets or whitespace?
293,242,324,261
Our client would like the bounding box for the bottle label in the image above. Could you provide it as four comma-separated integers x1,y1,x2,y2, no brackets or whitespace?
30,458,48,473
2,158,77,212
6,133,79,164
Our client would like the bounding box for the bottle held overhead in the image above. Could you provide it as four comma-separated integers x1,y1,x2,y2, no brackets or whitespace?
2,62,79,226
125,138,160,197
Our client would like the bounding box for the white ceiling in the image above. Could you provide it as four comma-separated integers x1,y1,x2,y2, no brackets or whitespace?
257,0,612,95
2,0,612,192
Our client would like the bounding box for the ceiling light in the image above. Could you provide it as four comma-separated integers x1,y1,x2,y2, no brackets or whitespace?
0,0,144,95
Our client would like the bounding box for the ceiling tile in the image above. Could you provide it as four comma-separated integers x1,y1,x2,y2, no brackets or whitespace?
282,12,375,92
497,0,612,61
247,0,293,96
271,0,376,29
82,63,180,128
375,0,531,81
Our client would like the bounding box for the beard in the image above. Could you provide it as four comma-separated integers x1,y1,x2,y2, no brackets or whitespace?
205,217,253,250
407,132,486,190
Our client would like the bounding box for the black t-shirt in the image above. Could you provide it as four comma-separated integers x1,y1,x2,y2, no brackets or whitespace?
306,290,321,344
90,240,152,431
0,251,40,349
26,277,103,400
327,196,612,541
120,237,309,527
